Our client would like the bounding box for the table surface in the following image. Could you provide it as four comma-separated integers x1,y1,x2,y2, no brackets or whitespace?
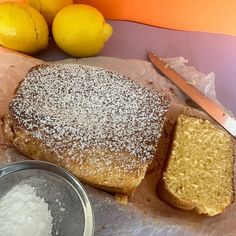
36,20,236,116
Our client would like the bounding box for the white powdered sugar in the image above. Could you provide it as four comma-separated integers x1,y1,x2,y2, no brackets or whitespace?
9,64,170,172
0,184,53,236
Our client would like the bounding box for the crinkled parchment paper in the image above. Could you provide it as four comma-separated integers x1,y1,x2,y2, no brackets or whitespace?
0,51,235,236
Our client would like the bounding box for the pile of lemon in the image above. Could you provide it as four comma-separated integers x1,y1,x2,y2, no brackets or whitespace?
0,0,112,57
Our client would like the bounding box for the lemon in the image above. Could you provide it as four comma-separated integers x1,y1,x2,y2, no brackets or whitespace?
27,0,73,26
0,2,48,54
52,4,113,57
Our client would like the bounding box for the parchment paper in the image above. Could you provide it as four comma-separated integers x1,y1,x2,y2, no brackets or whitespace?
0,51,235,236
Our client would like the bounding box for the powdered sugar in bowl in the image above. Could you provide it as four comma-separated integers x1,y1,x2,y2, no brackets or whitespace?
0,160,94,236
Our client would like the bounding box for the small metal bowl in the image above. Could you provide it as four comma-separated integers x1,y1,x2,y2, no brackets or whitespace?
0,160,94,236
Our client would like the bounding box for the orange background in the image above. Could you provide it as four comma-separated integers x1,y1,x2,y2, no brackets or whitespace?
76,0,236,36
1,0,236,36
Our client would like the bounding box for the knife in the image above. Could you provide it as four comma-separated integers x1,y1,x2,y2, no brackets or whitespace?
148,51,236,139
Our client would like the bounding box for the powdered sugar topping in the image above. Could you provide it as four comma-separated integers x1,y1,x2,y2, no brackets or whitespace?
10,64,170,163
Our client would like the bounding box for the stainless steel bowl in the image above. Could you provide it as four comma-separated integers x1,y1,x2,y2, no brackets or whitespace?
0,160,94,236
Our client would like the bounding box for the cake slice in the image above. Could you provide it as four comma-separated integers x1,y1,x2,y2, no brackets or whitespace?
2,64,171,197
157,114,235,216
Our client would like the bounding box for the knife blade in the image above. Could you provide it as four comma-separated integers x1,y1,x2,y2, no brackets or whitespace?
148,51,236,139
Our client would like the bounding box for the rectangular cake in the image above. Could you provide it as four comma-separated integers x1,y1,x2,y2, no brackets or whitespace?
2,64,171,197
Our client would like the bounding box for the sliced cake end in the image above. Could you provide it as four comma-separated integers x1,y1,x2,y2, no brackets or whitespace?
157,114,235,216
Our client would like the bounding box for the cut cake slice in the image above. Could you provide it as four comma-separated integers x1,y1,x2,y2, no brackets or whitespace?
157,114,235,216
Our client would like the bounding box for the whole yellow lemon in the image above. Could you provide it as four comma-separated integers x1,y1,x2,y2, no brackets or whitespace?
0,2,48,54
52,4,113,57
27,0,73,26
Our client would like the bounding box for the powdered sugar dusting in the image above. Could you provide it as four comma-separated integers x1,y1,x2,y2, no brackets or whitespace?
9,64,170,164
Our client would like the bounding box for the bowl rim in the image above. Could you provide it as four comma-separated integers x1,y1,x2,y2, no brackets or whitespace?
0,160,94,236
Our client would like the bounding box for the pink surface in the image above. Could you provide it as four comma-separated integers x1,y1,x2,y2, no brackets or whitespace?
36,21,236,115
